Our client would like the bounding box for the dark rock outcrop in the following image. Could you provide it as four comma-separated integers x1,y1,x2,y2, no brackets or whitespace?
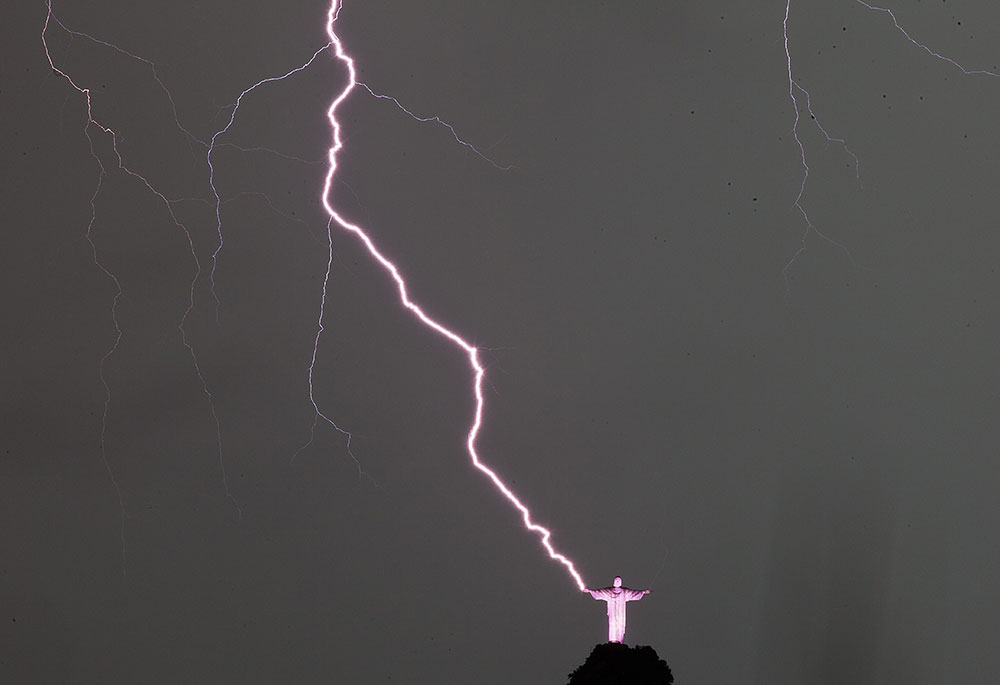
567,642,673,684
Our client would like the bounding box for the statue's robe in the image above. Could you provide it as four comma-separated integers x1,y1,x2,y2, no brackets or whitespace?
587,586,646,643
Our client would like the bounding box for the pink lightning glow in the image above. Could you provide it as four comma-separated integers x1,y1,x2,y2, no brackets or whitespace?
317,1,587,591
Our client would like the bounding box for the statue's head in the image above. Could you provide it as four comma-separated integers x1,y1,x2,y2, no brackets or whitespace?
613,576,622,588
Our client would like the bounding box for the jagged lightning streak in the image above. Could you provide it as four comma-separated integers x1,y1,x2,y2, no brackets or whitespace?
50,78,128,573
853,0,1000,79
317,1,587,590
201,33,509,479
41,1,242,533
356,82,514,171
782,0,1000,286
781,0,864,288
205,44,511,323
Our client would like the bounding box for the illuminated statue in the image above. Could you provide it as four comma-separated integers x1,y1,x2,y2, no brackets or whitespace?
583,576,652,643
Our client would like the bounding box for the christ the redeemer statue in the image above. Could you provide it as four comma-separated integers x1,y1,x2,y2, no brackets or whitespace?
583,576,652,643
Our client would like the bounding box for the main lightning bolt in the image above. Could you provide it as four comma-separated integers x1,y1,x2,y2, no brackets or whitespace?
315,1,587,590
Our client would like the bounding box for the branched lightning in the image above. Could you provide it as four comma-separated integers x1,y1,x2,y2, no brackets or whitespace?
170,191,326,247
782,0,864,289
356,82,514,171
206,43,335,322
782,0,1000,288
43,5,370,518
44,0,587,590
79,115,128,576
42,1,256,525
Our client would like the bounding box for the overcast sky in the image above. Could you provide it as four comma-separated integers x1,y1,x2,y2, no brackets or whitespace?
4,1,1000,683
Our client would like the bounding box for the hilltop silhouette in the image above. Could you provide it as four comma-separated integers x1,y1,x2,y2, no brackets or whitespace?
567,643,673,684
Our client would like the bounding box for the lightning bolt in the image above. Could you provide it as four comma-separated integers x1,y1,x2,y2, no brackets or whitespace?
42,0,588,591
317,0,587,591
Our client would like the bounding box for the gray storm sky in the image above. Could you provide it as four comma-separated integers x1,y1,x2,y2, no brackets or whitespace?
4,1,1000,683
